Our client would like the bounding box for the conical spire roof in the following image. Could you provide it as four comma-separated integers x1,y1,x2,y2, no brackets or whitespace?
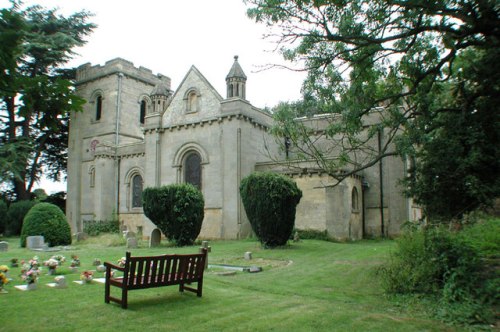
226,55,247,80
151,80,170,96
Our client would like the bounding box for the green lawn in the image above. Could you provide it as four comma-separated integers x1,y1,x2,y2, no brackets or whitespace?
0,236,459,331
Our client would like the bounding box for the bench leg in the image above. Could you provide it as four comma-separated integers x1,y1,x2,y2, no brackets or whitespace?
179,283,184,293
105,280,110,304
197,279,203,297
121,288,128,309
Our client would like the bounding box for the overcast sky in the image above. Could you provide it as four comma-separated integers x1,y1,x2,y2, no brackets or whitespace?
1,0,306,193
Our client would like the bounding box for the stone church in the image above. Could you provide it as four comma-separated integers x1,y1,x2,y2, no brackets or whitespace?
66,57,420,241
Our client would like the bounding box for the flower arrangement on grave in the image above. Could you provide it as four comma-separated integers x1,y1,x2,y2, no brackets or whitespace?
21,269,39,284
21,256,41,284
117,257,126,268
80,270,93,283
44,258,59,274
51,255,66,265
10,258,18,267
70,255,80,267
0,269,8,293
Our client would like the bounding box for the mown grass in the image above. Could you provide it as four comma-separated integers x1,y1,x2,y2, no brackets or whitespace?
0,236,460,331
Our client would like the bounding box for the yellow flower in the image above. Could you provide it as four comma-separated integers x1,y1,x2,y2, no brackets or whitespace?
0,265,8,273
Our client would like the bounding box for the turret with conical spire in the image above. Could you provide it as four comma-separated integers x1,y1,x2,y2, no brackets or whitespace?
150,75,171,113
226,55,247,100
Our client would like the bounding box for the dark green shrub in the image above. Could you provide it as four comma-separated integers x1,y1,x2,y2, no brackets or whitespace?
379,223,497,324
20,203,72,247
142,184,204,246
0,200,8,235
292,228,330,241
42,191,66,214
6,200,37,236
240,172,302,248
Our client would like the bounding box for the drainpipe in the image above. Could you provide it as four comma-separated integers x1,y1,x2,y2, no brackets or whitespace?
361,178,369,238
378,129,385,237
115,73,123,217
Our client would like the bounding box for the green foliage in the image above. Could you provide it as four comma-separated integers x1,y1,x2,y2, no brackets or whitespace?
379,220,498,324
0,200,7,234
20,202,71,247
83,219,120,236
240,172,302,248
459,217,500,258
142,184,204,246
41,191,66,213
292,228,330,241
6,200,37,236
0,2,95,200
403,48,500,221
246,0,500,220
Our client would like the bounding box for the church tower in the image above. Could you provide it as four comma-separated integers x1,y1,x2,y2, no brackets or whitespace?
226,55,247,99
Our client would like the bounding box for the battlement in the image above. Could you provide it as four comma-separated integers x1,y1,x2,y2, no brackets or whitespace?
76,57,171,88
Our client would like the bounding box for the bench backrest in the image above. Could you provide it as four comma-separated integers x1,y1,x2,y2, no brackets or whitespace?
123,250,206,289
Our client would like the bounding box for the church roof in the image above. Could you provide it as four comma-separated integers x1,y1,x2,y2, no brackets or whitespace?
151,80,170,96
226,55,247,80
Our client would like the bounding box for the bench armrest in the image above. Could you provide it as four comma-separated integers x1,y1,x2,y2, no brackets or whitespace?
104,262,124,272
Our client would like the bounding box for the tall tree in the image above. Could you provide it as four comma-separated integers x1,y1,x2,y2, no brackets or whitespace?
0,1,95,200
245,0,500,220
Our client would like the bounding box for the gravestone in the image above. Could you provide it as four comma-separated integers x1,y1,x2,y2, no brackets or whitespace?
124,231,136,239
244,252,252,260
0,241,8,251
127,237,138,249
149,229,161,247
74,232,87,242
26,236,45,249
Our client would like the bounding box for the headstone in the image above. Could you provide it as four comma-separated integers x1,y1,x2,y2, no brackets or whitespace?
124,231,136,239
249,266,262,273
244,252,252,260
26,236,45,249
0,241,8,251
96,265,106,272
149,229,161,247
74,232,87,242
127,237,138,249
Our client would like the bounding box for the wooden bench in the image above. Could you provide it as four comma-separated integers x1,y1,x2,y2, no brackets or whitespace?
104,249,207,309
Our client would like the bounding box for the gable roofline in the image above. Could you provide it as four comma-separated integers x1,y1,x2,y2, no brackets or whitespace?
169,65,224,103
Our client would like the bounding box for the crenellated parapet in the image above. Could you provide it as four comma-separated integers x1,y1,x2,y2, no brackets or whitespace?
76,58,171,88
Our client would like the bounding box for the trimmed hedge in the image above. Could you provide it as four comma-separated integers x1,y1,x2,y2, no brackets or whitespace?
6,200,37,236
20,203,72,247
142,184,204,246
240,172,302,248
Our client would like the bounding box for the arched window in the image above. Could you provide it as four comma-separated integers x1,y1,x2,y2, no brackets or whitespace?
184,152,202,189
95,95,102,121
188,92,198,113
352,187,359,211
140,100,146,124
132,174,143,208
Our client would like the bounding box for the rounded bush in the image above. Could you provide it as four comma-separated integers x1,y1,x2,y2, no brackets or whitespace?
240,172,302,248
20,203,72,247
6,200,37,236
143,184,204,246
